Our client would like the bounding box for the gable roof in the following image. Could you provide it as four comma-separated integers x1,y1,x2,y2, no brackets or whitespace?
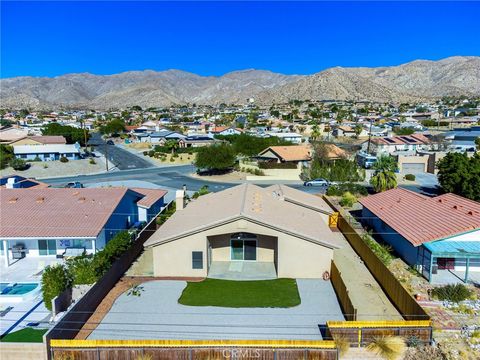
13,143,80,154
145,184,340,249
359,188,480,246
259,145,312,162
27,136,67,144
131,188,168,208
0,188,141,238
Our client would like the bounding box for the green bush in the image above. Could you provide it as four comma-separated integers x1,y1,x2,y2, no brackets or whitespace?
326,183,368,196
89,158,96,165
148,150,155,157
41,264,71,311
361,233,394,266
404,174,416,181
258,161,298,169
91,251,112,277
431,284,473,302
67,256,97,285
103,231,132,260
10,158,29,171
143,151,148,156
192,185,210,199
59,156,69,163
156,203,176,225
339,192,357,208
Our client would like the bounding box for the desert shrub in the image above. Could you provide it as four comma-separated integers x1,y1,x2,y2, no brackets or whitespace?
41,264,71,311
148,150,155,157
326,183,368,196
362,233,394,265
339,192,357,207
10,158,29,171
431,284,473,302
67,256,97,285
192,185,210,199
43,164,48,169
89,158,96,165
253,168,265,176
404,174,416,181
366,336,406,360
143,151,148,156
170,157,175,162
59,156,69,163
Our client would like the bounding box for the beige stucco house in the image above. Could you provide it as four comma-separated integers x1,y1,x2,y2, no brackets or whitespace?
144,184,342,279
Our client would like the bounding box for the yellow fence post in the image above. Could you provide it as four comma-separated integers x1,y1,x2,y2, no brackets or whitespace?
329,212,339,228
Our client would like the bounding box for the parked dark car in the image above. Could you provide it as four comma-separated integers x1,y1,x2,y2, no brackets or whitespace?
106,140,115,145
65,182,84,188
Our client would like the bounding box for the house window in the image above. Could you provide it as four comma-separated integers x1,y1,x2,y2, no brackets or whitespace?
38,239,57,256
192,251,203,269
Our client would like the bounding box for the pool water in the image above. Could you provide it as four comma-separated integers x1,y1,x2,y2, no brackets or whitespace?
0,283,39,295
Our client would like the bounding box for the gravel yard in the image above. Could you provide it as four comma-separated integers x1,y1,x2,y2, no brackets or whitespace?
1,158,108,179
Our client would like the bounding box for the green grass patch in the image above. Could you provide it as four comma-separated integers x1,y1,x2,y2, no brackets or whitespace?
0,328,48,343
178,278,301,308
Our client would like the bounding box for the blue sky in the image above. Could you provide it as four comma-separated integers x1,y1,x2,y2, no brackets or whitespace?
1,1,479,78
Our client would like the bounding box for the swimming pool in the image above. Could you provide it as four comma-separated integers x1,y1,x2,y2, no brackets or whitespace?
0,283,41,303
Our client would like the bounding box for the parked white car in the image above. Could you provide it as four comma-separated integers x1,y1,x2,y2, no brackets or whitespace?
303,178,330,187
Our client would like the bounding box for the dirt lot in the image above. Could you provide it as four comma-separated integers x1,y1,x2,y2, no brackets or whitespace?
1,158,106,179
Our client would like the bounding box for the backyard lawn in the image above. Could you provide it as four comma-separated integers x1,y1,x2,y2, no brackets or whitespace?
0,328,48,342
178,278,301,308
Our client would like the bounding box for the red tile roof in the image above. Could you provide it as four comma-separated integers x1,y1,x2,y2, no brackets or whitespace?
131,188,167,208
0,188,138,238
359,188,480,246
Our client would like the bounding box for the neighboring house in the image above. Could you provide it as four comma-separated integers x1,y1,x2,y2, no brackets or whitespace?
362,134,431,156
0,127,30,144
360,188,480,283
0,187,167,266
266,132,303,144
209,126,244,136
131,188,167,222
144,184,341,278
0,175,49,189
333,126,365,138
179,136,217,148
445,126,480,152
257,145,312,165
7,136,66,146
13,143,81,161
137,130,186,144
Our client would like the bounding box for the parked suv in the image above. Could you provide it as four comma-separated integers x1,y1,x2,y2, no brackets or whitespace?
65,182,84,188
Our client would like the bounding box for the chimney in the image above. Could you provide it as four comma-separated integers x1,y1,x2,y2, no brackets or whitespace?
176,189,185,210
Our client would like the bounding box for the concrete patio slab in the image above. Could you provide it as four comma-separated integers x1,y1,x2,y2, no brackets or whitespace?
208,261,277,280
88,279,344,340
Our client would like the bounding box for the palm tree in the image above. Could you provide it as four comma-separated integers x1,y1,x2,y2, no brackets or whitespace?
164,139,179,155
373,155,398,173
366,336,406,360
370,170,397,193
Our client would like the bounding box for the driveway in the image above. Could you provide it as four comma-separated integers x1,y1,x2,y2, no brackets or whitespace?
88,279,344,340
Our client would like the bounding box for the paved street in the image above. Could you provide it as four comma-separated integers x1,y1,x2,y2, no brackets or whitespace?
90,133,153,170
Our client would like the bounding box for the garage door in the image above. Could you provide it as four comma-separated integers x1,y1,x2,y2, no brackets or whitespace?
402,163,425,173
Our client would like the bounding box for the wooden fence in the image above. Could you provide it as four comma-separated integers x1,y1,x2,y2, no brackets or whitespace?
49,339,338,360
330,261,357,321
326,320,432,347
323,196,429,321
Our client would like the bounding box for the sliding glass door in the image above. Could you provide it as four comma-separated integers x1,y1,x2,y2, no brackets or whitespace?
230,233,257,261
38,240,57,255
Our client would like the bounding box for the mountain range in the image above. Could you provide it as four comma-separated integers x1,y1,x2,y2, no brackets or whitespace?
1,56,479,109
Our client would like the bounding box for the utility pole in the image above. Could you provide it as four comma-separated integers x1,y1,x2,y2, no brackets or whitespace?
105,142,109,171
367,119,373,154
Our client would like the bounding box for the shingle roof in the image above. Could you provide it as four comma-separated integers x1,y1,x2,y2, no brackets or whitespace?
259,145,312,161
359,188,480,246
28,136,66,144
131,188,167,208
145,184,341,249
0,188,138,238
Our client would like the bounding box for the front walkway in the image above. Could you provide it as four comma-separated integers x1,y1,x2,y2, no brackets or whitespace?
88,279,344,340
208,261,277,280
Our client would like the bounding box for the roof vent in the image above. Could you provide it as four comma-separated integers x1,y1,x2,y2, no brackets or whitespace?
73,191,80,196
36,197,45,203
453,205,459,210
8,197,18,203
78,197,86,202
